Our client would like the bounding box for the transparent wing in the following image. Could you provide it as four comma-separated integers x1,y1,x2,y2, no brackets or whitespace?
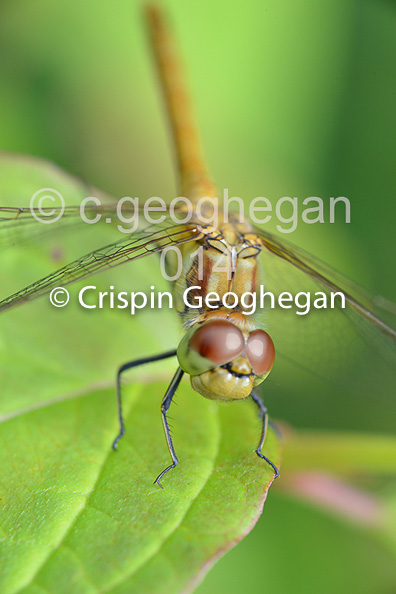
0,223,200,313
0,151,122,247
256,226,396,341
253,226,396,399
0,204,115,228
0,202,171,249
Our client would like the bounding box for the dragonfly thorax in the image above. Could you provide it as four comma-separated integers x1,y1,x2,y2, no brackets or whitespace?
172,224,264,328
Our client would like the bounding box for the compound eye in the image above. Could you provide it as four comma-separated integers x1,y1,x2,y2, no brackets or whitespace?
245,330,275,376
189,320,244,365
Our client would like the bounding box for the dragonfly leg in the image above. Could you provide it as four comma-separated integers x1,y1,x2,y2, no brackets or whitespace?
154,367,185,488
112,350,177,451
251,391,279,478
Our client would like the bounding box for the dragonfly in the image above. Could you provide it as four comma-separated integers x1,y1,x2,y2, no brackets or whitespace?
0,6,395,487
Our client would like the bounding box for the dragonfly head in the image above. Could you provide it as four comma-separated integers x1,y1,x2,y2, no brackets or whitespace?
177,319,275,400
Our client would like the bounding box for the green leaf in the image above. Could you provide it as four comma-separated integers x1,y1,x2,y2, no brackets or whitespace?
0,153,280,592
0,384,280,593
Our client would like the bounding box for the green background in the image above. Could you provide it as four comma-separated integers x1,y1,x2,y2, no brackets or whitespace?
0,0,395,592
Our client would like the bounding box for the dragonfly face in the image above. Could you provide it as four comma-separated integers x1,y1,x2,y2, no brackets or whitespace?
177,317,275,401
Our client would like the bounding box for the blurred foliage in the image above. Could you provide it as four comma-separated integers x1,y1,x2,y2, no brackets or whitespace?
0,0,395,592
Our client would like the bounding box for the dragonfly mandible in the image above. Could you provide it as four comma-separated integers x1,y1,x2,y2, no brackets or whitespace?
0,6,395,487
